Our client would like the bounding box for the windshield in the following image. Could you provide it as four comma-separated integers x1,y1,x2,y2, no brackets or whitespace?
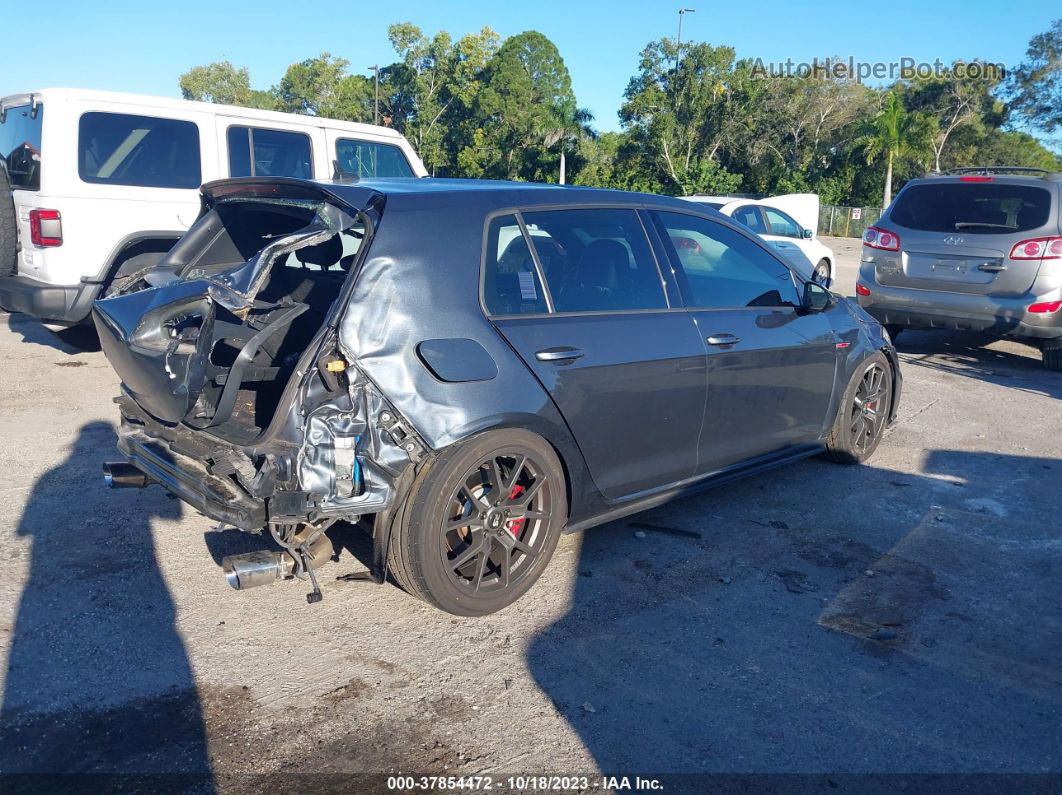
1,103,43,190
890,183,1052,234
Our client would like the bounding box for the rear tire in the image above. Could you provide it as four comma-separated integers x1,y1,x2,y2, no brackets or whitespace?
1043,340,1062,372
0,164,17,278
823,352,893,465
387,429,567,616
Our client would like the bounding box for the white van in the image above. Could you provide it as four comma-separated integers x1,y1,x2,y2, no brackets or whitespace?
0,88,427,328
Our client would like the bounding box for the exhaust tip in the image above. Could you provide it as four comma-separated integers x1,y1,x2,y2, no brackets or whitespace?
222,558,241,590
220,550,283,591
103,461,149,488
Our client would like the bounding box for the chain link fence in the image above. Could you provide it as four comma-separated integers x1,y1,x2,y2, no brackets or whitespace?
818,205,882,238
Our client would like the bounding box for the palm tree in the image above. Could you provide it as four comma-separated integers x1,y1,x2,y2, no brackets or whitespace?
857,92,937,208
542,107,596,184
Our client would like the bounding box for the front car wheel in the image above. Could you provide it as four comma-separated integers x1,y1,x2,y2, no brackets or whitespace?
822,353,893,465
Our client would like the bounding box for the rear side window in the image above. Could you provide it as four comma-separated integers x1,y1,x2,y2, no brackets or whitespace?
733,205,766,234
483,215,548,315
79,112,201,188
521,208,666,313
655,211,799,309
335,139,414,177
890,183,1053,234
227,126,312,178
1,103,43,190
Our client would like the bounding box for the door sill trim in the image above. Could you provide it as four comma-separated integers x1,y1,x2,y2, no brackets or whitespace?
565,444,823,534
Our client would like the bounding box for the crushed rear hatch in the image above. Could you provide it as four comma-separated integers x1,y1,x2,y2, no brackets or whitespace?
93,178,380,440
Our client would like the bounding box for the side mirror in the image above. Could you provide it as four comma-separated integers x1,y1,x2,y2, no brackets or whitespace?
802,280,833,312
801,228,813,239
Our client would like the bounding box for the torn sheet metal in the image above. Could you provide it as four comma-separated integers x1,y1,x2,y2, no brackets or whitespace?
185,202,354,311
296,373,412,517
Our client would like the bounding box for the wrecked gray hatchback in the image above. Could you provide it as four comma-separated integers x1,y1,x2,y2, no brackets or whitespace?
95,176,901,615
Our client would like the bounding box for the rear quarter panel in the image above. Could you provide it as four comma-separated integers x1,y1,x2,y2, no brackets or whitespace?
336,194,599,522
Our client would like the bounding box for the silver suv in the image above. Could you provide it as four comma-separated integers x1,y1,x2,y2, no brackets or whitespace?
856,168,1062,370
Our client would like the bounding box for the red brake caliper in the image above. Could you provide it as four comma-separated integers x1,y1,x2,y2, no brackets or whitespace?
506,484,525,537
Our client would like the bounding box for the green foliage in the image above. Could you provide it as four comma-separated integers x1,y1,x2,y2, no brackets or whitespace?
855,92,937,206
179,61,256,106
466,31,579,181
177,22,1060,202
273,54,375,121
1007,18,1062,136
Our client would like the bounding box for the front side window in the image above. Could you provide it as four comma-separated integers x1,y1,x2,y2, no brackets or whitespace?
1,103,43,190
483,215,548,315
79,112,201,188
227,126,312,179
521,208,666,313
733,205,766,234
655,211,799,309
335,139,414,178
763,207,801,237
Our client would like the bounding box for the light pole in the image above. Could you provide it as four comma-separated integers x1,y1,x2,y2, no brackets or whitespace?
676,8,695,63
367,64,380,125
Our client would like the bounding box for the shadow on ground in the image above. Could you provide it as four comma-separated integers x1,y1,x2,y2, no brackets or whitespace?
3,312,101,354
527,447,1062,783
893,329,1061,399
0,422,213,787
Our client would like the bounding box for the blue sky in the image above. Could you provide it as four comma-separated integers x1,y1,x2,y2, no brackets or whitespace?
2,0,1057,135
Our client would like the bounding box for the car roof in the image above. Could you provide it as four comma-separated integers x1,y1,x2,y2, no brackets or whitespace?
202,176,716,213
3,88,408,141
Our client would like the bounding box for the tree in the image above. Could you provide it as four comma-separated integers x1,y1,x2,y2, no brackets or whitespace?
470,31,579,181
179,61,253,105
541,106,595,183
1007,19,1062,137
386,23,500,174
903,63,1003,171
856,92,937,207
973,129,1062,171
273,54,375,121
619,39,744,195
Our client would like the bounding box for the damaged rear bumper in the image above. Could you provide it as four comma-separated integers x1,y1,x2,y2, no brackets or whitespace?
115,410,267,530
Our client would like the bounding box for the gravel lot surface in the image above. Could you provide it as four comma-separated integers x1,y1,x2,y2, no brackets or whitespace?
0,236,1059,791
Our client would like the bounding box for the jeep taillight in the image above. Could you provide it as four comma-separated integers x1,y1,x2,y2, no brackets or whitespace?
1009,237,1062,261
863,226,900,252
29,209,62,247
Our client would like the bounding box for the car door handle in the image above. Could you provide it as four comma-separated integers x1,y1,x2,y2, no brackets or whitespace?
706,334,741,346
977,262,1006,273
535,347,585,362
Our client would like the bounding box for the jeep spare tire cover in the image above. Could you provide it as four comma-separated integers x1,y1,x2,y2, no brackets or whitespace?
0,164,17,277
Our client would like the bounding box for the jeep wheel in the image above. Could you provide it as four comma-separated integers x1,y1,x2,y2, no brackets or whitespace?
0,164,17,278
388,429,567,616
822,352,893,465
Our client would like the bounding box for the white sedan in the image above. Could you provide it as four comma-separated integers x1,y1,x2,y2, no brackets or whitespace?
684,195,835,285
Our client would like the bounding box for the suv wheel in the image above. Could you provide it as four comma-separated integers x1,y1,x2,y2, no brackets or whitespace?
1043,340,1062,372
814,259,831,284
822,353,893,465
387,429,567,616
